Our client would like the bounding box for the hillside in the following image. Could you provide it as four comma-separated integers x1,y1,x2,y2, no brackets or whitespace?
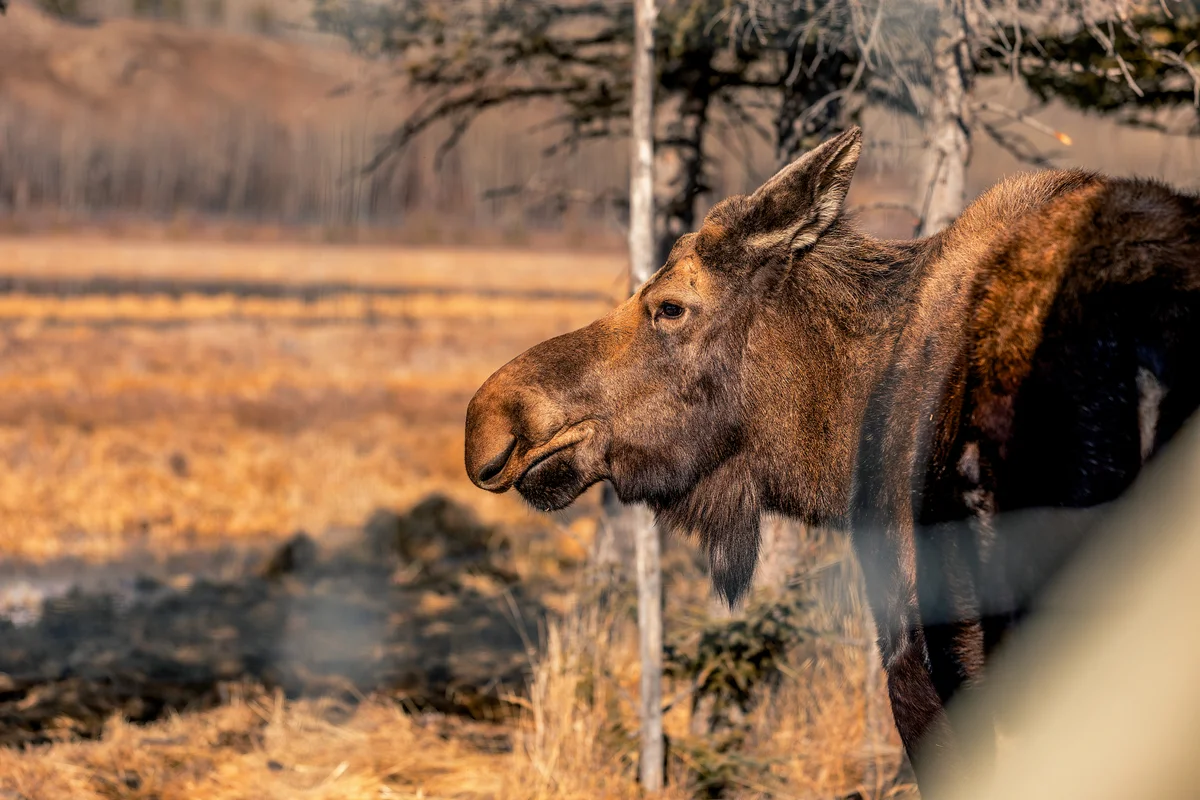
0,2,635,241
0,4,373,128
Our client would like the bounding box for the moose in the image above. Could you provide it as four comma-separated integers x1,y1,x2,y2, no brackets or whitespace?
464,127,1200,788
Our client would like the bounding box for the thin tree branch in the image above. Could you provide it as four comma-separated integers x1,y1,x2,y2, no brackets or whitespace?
974,101,1073,145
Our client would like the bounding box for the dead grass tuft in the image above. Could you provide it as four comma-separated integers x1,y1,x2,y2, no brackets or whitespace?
507,605,654,799
0,687,508,799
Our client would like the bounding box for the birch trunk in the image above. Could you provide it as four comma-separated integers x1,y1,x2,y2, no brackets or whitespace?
631,0,664,790
654,89,710,265
918,0,975,237
755,515,804,593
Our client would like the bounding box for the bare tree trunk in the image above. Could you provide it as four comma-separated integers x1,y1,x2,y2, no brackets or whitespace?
654,86,711,265
631,0,664,791
592,489,637,575
918,0,975,237
755,515,804,594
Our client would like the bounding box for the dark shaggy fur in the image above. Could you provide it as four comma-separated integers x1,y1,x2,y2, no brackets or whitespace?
464,127,1200,791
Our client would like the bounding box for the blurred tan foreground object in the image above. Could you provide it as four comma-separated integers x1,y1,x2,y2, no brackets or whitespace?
928,415,1200,799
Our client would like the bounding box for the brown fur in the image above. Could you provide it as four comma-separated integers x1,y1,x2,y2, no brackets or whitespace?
464,127,1200,790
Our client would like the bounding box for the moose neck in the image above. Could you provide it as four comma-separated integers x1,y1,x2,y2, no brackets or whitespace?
649,171,1099,603
745,170,1101,529
744,222,932,528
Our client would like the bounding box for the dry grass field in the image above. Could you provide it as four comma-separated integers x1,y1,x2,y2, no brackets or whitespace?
0,238,623,560
0,234,910,799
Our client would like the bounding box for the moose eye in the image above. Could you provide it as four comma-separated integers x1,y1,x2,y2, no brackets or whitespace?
658,302,685,320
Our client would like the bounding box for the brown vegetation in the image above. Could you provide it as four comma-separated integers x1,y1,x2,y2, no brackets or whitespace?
6,2,1199,252
0,558,908,800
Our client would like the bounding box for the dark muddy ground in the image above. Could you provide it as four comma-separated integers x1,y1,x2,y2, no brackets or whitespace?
0,495,572,747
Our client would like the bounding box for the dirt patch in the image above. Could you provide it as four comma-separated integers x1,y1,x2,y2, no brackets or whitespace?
0,494,575,747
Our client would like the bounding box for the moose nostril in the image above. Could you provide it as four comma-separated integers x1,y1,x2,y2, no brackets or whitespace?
477,436,518,484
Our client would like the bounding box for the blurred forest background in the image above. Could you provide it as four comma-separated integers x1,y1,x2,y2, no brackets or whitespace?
0,1,1199,798
4,0,1200,243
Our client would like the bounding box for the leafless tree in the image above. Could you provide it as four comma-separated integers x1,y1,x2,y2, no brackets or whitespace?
917,0,1200,233
314,0,1200,241
313,0,907,260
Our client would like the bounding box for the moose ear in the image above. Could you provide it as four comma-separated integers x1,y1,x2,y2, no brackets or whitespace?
745,127,863,254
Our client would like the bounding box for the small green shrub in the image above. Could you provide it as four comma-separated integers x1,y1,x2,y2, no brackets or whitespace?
664,593,813,796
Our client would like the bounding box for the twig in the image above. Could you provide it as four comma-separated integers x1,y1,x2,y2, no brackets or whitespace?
1153,46,1200,108
363,83,579,174
1085,17,1145,98
501,587,538,661
1010,0,1022,82
1114,51,1146,98
978,120,1057,168
974,101,1073,145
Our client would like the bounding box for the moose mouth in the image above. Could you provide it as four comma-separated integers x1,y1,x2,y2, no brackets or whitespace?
515,443,596,511
472,422,602,511
517,440,577,484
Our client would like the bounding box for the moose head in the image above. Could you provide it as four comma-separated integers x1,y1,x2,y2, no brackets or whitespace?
465,127,905,603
